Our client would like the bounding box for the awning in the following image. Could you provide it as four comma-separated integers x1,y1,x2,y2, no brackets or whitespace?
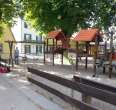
72,28,101,42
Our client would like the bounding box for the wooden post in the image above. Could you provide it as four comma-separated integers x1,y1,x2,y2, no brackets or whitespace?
8,41,14,67
46,38,49,53
56,39,57,48
43,41,46,64
109,32,113,78
53,39,55,66
76,42,79,70
85,42,88,69
61,41,63,65
61,51,63,65
103,41,107,74
93,39,98,72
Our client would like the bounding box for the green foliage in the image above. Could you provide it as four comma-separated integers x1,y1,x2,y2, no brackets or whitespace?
0,0,22,24
21,0,116,35
0,0,22,36
0,24,3,37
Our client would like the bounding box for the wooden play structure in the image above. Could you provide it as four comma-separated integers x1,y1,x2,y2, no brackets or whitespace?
71,28,102,71
44,30,69,65
45,28,104,73
90,32,116,78
5,29,116,78
96,40,116,78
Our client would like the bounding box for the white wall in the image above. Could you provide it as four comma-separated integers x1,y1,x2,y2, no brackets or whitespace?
11,18,22,54
12,18,43,57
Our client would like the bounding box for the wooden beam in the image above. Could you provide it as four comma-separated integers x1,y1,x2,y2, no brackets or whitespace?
52,39,55,66
93,39,98,72
76,42,79,70
61,42,63,65
28,77,97,110
74,76,116,93
85,42,89,69
46,39,49,53
28,68,116,106
109,32,113,78
43,41,46,64
8,41,14,67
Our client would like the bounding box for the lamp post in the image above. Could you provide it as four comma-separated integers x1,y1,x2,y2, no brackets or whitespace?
108,25,116,78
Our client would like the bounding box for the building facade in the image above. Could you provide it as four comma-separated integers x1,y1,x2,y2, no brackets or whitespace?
0,23,16,59
12,18,44,58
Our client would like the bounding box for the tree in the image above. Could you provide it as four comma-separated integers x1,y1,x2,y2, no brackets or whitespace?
21,0,116,35
0,0,23,23
88,0,116,30
0,0,22,35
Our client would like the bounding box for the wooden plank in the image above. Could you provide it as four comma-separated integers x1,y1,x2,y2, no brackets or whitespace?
28,68,116,106
28,77,98,110
73,76,116,93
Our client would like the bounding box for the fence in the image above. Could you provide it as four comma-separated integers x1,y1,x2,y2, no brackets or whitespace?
28,67,116,110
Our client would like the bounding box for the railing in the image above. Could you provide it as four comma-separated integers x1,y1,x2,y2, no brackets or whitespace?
28,68,116,110
28,68,108,110
73,76,116,93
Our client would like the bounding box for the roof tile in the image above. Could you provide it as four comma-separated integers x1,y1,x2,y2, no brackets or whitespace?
73,28,100,42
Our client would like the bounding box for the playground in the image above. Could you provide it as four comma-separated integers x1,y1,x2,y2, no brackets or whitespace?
1,1,116,110
1,27,116,79
1,28,116,110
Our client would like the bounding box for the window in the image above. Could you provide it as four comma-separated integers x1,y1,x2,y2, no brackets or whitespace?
36,36,42,42
24,45,31,54
24,34,31,41
36,45,42,54
24,22,28,28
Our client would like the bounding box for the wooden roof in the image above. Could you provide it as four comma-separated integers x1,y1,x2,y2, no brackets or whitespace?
72,28,101,42
48,30,66,40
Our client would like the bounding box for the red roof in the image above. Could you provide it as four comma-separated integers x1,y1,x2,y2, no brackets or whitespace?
48,30,66,40
72,28,100,42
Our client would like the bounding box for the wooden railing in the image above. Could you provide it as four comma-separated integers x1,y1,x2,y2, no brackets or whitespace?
28,67,116,110
73,76,116,93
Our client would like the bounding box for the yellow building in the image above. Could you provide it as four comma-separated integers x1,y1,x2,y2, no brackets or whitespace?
0,24,16,59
